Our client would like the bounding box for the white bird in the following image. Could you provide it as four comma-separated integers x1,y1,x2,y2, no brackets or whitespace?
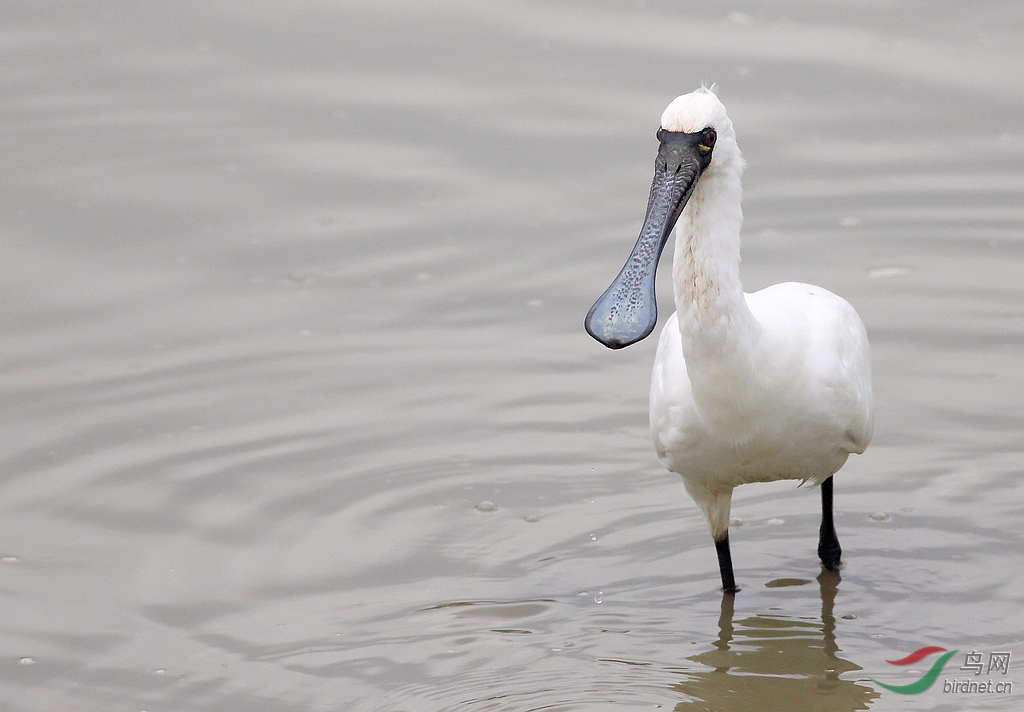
585,88,872,593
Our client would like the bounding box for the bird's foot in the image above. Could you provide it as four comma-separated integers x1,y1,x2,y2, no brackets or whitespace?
818,539,842,571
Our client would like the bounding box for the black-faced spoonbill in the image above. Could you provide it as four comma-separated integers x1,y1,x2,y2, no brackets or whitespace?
585,88,873,593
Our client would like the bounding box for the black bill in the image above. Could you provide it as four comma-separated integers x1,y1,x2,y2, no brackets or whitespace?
584,128,715,349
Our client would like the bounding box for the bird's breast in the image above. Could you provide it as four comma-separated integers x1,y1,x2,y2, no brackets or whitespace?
650,291,870,487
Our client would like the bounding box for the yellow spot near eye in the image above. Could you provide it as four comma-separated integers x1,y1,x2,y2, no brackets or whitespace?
698,143,712,152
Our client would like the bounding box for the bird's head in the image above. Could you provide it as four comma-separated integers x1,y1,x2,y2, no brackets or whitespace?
660,87,739,173
585,87,738,349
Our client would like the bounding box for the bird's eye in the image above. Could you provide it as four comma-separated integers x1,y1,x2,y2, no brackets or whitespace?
698,128,717,152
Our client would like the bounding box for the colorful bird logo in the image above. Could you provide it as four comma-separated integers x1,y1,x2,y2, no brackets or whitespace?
872,646,958,694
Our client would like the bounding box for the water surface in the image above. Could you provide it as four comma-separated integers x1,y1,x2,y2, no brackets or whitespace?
1,2,1023,710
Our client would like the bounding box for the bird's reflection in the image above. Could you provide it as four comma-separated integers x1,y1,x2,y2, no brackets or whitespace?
672,571,879,711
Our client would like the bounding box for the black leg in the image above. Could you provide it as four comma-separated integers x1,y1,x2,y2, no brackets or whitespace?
818,476,842,570
715,533,738,593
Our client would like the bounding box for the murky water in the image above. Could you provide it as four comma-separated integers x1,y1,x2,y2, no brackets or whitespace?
1,2,1023,710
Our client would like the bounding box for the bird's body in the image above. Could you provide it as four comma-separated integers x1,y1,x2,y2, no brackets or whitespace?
585,88,872,592
652,284,872,540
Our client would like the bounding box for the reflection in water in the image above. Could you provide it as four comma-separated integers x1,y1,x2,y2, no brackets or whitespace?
673,572,879,711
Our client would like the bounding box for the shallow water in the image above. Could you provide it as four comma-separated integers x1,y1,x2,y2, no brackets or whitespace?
1,1,1023,710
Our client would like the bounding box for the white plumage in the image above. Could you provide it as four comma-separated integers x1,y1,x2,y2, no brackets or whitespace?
651,285,872,540
586,88,873,592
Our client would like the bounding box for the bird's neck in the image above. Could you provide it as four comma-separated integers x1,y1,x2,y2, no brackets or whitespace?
672,161,755,346
672,161,764,419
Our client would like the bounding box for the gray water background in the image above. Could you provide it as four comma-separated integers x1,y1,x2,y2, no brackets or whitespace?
1,1,1023,710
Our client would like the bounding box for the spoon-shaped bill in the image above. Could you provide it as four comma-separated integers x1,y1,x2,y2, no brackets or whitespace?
585,134,708,349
